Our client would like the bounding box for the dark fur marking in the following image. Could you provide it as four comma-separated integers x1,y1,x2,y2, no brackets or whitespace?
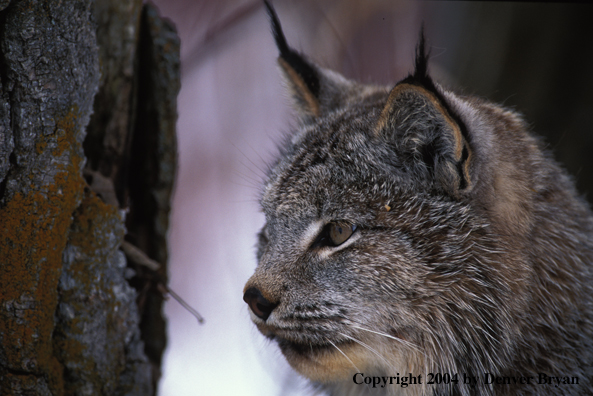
456,145,469,190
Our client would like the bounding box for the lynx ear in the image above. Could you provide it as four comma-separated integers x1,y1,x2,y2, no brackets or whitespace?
374,30,472,195
375,82,472,195
376,82,472,195
264,1,352,120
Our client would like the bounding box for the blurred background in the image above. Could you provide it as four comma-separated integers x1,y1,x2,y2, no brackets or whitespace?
147,1,593,395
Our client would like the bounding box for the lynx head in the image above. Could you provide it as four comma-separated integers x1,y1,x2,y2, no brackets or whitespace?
243,2,593,394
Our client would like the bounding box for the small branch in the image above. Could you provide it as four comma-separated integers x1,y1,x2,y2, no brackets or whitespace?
157,283,205,325
121,240,205,324
121,240,161,271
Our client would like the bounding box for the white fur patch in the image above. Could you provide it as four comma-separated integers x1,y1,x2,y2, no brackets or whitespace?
300,219,325,249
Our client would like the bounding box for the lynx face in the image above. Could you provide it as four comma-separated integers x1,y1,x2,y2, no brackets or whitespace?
243,2,593,395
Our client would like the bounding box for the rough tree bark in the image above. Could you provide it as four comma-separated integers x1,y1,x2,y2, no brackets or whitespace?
0,1,179,395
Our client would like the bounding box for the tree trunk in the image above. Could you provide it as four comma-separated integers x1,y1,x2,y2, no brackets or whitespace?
0,1,179,395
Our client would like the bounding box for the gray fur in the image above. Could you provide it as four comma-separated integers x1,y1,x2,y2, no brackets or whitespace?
244,7,593,396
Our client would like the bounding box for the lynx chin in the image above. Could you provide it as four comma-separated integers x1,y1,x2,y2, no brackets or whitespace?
243,2,593,395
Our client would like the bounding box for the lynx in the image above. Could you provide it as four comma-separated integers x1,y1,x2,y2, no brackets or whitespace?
243,2,593,395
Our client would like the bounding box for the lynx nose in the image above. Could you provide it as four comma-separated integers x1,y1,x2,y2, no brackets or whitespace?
243,287,277,321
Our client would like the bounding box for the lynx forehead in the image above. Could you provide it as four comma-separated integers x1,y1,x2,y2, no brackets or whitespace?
243,2,593,395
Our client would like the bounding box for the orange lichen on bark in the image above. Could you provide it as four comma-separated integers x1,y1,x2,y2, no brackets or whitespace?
53,189,128,394
68,188,123,253
54,108,78,158
0,107,86,395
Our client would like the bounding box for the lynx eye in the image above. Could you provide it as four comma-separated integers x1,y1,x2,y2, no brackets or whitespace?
312,222,357,248
329,223,354,245
256,224,269,260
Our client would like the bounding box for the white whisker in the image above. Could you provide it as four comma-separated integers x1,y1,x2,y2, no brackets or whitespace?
327,338,377,394
338,332,391,368
350,324,423,354
326,339,360,373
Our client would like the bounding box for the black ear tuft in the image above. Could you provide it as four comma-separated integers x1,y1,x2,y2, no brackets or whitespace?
264,1,289,59
264,0,320,98
413,25,430,82
414,24,428,79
